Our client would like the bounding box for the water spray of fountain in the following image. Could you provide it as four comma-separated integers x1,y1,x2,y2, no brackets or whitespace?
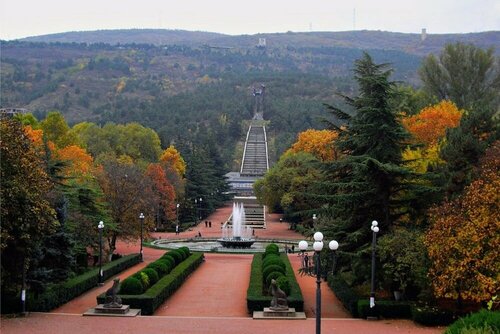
219,202,255,248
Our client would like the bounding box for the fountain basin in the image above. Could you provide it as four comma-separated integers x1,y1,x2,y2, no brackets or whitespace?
217,238,256,249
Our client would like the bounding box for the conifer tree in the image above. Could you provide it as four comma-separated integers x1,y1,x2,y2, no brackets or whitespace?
319,53,432,280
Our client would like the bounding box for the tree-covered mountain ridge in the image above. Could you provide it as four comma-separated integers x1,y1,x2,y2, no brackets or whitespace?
19,29,500,56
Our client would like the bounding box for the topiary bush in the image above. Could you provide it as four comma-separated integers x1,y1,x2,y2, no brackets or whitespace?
178,247,191,258
264,244,279,258
445,310,499,334
276,276,291,296
143,268,159,285
168,250,183,265
160,255,175,268
265,271,285,287
263,264,286,283
147,261,169,277
157,259,173,274
138,271,150,290
262,257,286,271
119,277,143,295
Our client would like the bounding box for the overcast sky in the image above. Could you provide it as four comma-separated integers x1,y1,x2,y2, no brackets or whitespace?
1,0,499,40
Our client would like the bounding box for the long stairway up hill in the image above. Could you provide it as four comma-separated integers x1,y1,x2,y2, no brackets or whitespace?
226,122,269,229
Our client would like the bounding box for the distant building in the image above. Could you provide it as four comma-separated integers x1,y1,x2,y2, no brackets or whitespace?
257,38,266,48
421,28,427,42
0,108,29,119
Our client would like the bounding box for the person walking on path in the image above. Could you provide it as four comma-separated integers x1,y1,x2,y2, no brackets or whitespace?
304,253,310,273
175,225,179,235
209,221,212,228
205,221,208,228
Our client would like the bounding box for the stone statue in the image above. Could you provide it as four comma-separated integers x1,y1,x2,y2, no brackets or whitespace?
269,279,288,310
104,278,122,308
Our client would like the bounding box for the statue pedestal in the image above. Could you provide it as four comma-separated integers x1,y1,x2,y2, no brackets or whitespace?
84,304,141,317
253,307,306,320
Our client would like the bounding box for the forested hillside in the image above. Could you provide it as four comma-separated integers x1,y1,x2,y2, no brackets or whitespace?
1,29,498,168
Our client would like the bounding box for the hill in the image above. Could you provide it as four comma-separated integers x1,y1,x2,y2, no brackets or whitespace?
20,29,500,56
2,29,499,166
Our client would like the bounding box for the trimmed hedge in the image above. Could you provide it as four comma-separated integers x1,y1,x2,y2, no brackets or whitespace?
327,274,360,317
412,305,456,326
1,254,141,314
262,257,286,271
143,268,159,285
98,252,204,315
357,299,413,319
247,253,303,313
120,277,143,295
445,310,500,334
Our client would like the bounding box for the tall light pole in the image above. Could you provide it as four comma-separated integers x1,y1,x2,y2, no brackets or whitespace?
370,220,380,309
194,199,198,224
176,203,180,224
98,220,104,285
199,197,203,221
313,232,324,334
298,240,308,269
299,232,338,334
329,240,339,275
139,213,145,262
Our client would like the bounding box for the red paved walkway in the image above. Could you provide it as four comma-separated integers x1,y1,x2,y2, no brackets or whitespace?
289,253,351,318
1,313,444,334
154,253,252,317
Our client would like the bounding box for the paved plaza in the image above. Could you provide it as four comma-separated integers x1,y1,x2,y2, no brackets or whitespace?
1,204,445,333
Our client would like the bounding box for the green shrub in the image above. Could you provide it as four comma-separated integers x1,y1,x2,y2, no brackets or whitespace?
97,253,205,315
262,258,286,271
120,277,143,295
357,299,412,319
156,260,173,274
1,254,141,314
445,310,499,334
143,268,159,285
178,247,191,258
147,262,169,277
247,253,303,313
160,255,175,268
139,272,150,290
264,244,279,258
168,250,183,265
412,305,456,326
263,265,286,282
327,274,360,317
265,271,285,287
276,276,291,296
262,253,280,265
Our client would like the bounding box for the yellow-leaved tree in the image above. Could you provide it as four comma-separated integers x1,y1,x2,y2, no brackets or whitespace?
286,129,339,161
425,141,500,304
402,100,463,172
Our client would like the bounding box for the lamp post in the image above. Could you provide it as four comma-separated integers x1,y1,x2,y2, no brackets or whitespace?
370,220,380,309
194,199,198,224
98,220,104,285
298,232,338,334
176,202,180,223
199,197,203,221
298,240,308,269
329,240,339,275
139,213,145,262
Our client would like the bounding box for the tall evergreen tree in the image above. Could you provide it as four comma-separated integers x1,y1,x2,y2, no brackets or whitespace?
318,53,430,281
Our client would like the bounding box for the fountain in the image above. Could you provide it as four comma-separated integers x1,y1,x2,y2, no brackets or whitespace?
218,202,256,248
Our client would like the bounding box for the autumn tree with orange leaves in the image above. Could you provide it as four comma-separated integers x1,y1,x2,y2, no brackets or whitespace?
287,129,339,161
145,163,176,227
403,100,463,146
402,100,463,173
425,141,500,305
